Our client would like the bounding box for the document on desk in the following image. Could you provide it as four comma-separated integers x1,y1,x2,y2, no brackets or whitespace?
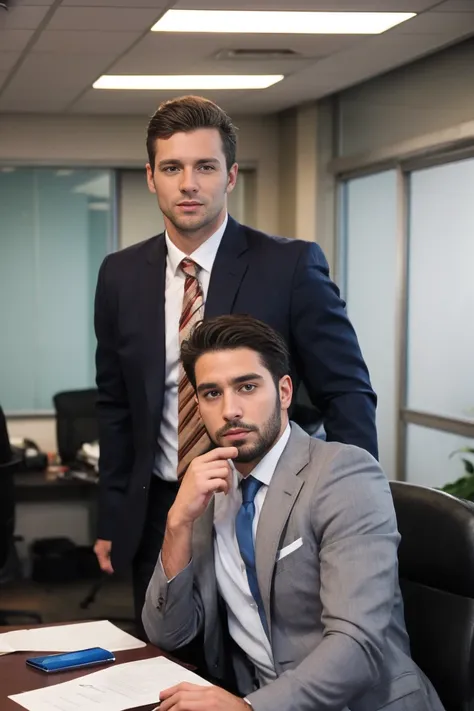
0,620,146,654
9,656,212,711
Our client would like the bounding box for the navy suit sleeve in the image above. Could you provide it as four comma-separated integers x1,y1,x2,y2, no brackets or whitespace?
289,242,378,459
94,256,134,540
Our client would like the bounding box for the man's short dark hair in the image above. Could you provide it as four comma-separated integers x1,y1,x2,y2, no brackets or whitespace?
181,315,290,391
146,95,238,172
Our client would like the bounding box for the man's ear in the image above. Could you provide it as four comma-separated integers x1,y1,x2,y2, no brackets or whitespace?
226,163,238,195
146,163,156,194
279,375,293,411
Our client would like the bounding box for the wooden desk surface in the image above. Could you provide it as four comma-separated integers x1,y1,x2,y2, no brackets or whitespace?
0,624,164,711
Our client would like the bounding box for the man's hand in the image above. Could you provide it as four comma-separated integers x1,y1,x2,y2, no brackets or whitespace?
93,539,114,574
169,447,238,527
160,447,238,580
159,682,250,711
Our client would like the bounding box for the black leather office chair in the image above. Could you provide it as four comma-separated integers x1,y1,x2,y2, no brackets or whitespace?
0,405,42,625
53,389,99,466
390,480,474,711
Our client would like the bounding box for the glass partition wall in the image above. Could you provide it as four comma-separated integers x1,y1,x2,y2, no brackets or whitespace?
339,154,474,486
0,168,115,413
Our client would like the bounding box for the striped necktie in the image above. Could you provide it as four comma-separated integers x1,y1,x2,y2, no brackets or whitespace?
177,258,211,479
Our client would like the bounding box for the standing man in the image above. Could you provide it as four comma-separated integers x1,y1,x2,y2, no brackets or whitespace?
93,95,377,633
143,315,444,711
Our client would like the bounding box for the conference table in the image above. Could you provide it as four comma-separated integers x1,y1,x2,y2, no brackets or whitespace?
0,623,172,711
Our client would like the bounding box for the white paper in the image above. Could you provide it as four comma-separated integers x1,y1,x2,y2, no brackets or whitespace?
0,620,145,655
9,656,212,711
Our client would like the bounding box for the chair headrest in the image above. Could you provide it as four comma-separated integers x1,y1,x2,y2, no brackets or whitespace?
390,481,474,597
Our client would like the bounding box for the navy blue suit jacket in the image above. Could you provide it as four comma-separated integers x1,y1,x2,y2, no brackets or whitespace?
94,216,377,569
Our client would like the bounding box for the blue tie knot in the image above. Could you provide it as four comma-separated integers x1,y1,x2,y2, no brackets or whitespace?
241,475,263,504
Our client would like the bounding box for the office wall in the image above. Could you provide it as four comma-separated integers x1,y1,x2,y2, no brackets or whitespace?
0,113,279,235
338,36,474,157
278,100,336,273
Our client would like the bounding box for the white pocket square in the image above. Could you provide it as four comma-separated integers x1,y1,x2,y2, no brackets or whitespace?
276,537,303,562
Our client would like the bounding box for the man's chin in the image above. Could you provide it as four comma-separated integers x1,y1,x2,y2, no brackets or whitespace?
233,446,258,464
171,213,209,233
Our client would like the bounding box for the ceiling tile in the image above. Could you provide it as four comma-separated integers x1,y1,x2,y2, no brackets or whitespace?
0,6,50,30
175,0,437,11
391,11,474,33
435,0,474,9
9,0,56,4
0,30,34,51
8,0,55,5
71,86,260,116
61,0,170,6
292,31,471,93
46,7,166,31
31,29,142,54
110,31,362,74
0,52,117,111
0,52,20,72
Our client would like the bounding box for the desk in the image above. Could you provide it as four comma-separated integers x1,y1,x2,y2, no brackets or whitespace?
14,471,97,504
0,624,165,711
14,471,98,548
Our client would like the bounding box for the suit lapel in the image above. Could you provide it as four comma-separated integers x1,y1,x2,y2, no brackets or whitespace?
205,217,249,318
142,233,167,423
255,424,311,641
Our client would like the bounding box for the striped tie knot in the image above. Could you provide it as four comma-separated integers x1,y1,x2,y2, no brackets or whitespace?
180,258,199,280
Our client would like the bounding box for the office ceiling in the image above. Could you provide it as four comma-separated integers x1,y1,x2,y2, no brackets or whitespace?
0,0,474,116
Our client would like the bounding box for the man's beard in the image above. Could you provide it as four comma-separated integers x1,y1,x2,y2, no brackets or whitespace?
213,395,282,464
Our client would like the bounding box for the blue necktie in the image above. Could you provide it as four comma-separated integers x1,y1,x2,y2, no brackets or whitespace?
235,475,269,636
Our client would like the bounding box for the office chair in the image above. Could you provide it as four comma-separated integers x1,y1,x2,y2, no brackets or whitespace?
390,480,474,711
53,389,99,466
0,405,42,625
53,390,134,627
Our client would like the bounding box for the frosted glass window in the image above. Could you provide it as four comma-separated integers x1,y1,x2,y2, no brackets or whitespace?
343,171,398,479
407,159,474,420
406,423,473,489
0,168,113,413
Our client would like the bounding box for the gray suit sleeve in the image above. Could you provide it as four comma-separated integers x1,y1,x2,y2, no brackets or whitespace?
142,557,204,651
247,446,400,711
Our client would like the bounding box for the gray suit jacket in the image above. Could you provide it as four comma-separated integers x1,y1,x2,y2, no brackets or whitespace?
143,424,444,711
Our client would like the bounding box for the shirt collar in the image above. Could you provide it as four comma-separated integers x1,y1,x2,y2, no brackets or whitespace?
165,213,228,277
234,422,291,489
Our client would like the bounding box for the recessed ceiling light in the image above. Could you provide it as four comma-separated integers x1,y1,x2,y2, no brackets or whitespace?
93,75,284,90
151,10,416,35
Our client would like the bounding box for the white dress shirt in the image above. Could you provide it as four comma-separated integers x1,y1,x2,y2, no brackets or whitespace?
153,215,228,481
214,424,291,687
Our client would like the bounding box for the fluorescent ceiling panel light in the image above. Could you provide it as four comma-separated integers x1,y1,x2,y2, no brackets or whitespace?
151,10,416,35
93,75,284,90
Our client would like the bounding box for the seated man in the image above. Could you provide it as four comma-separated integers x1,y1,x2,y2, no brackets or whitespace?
143,314,444,711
